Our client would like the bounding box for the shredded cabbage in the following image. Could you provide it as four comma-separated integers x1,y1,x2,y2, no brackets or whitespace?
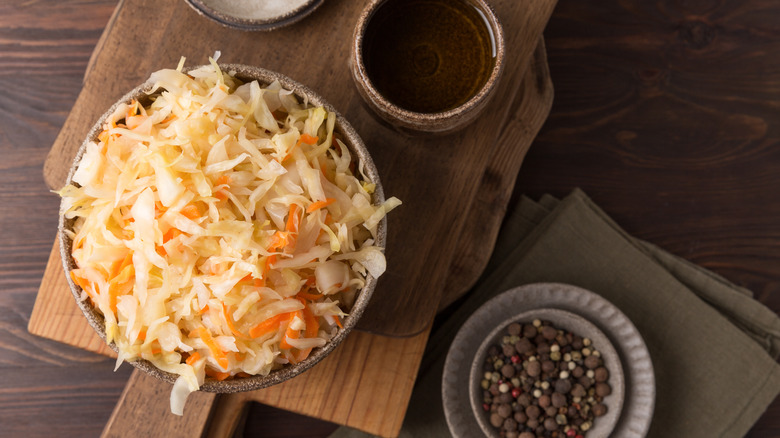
59,58,400,415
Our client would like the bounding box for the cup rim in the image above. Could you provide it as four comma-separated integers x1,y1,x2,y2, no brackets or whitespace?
351,0,505,127
183,0,325,31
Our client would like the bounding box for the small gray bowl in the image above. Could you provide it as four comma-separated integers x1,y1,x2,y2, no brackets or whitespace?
350,0,505,135
59,64,386,393
469,308,625,438
184,0,324,31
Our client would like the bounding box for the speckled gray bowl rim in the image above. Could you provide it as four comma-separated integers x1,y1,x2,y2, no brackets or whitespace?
350,0,505,132
443,283,655,438
184,0,325,31
468,308,625,438
58,63,386,393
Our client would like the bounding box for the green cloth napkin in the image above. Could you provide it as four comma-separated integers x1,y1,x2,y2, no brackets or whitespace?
329,189,780,438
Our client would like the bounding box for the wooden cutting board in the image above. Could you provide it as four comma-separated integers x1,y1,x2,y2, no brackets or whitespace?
30,0,555,436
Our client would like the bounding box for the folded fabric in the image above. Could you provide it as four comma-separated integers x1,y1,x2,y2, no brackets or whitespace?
329,189,780,437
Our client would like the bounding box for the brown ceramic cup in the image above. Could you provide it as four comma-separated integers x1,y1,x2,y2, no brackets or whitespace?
350,0,505,135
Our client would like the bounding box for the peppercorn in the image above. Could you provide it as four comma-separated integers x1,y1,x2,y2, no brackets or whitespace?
503,417,518,431
501,363,516,378
551,392,567,408
592,403,607,417
584,355,600,370
498,403,513,418
503,344,516,357
515,338,533,355
525,404,541,420
554,378,572,394
542,325,557,340
478,319,613,437
526,360,541,377
594,367,609,383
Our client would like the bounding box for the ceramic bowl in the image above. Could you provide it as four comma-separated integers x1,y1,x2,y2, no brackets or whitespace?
349,0,505,135
443,283,655,438
184,0,324,31
59,64,386,393
469,308,625,438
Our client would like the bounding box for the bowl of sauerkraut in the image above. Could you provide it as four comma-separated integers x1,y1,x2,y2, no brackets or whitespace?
57,57,400,414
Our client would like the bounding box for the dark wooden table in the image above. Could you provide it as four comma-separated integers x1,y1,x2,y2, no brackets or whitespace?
2,0,778,437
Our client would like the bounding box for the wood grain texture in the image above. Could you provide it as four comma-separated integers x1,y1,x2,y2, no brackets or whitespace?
0,2,130,438
101,329,428,438
101,370,217,438
28,239,116,357
440,39,555,310
41,0,556,337
513,1,780,436
6,0,780,437
26,0,554,433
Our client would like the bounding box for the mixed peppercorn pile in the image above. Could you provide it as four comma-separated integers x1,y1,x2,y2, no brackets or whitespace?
479,319,613,438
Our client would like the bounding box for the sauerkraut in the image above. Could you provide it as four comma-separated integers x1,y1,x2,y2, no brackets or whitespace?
58,56,400,414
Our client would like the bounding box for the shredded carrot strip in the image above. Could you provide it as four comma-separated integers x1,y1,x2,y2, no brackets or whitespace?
302,304,319,338
216,175,231,186
181,204,200,220
108,263,134,315
283,134,319,162
249,312,290,339
300,133,318,145
279,310,303,350
186,351,201,366
127,99,140,119
70,269,98,303
160,114,176,124
193,327,229,370
265,254,278,270
297,290,323,301
137,329,147,341
69,270,91,290
222,302,247,340
163,227,182,244
307,198,336,213
285,204,301,233
98,130,110,145
266,231,292,252
199,304,210,315
214,175,231,201
205,368,231,381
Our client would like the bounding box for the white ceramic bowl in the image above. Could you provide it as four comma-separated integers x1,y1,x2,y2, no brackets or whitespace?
469,308,625,437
